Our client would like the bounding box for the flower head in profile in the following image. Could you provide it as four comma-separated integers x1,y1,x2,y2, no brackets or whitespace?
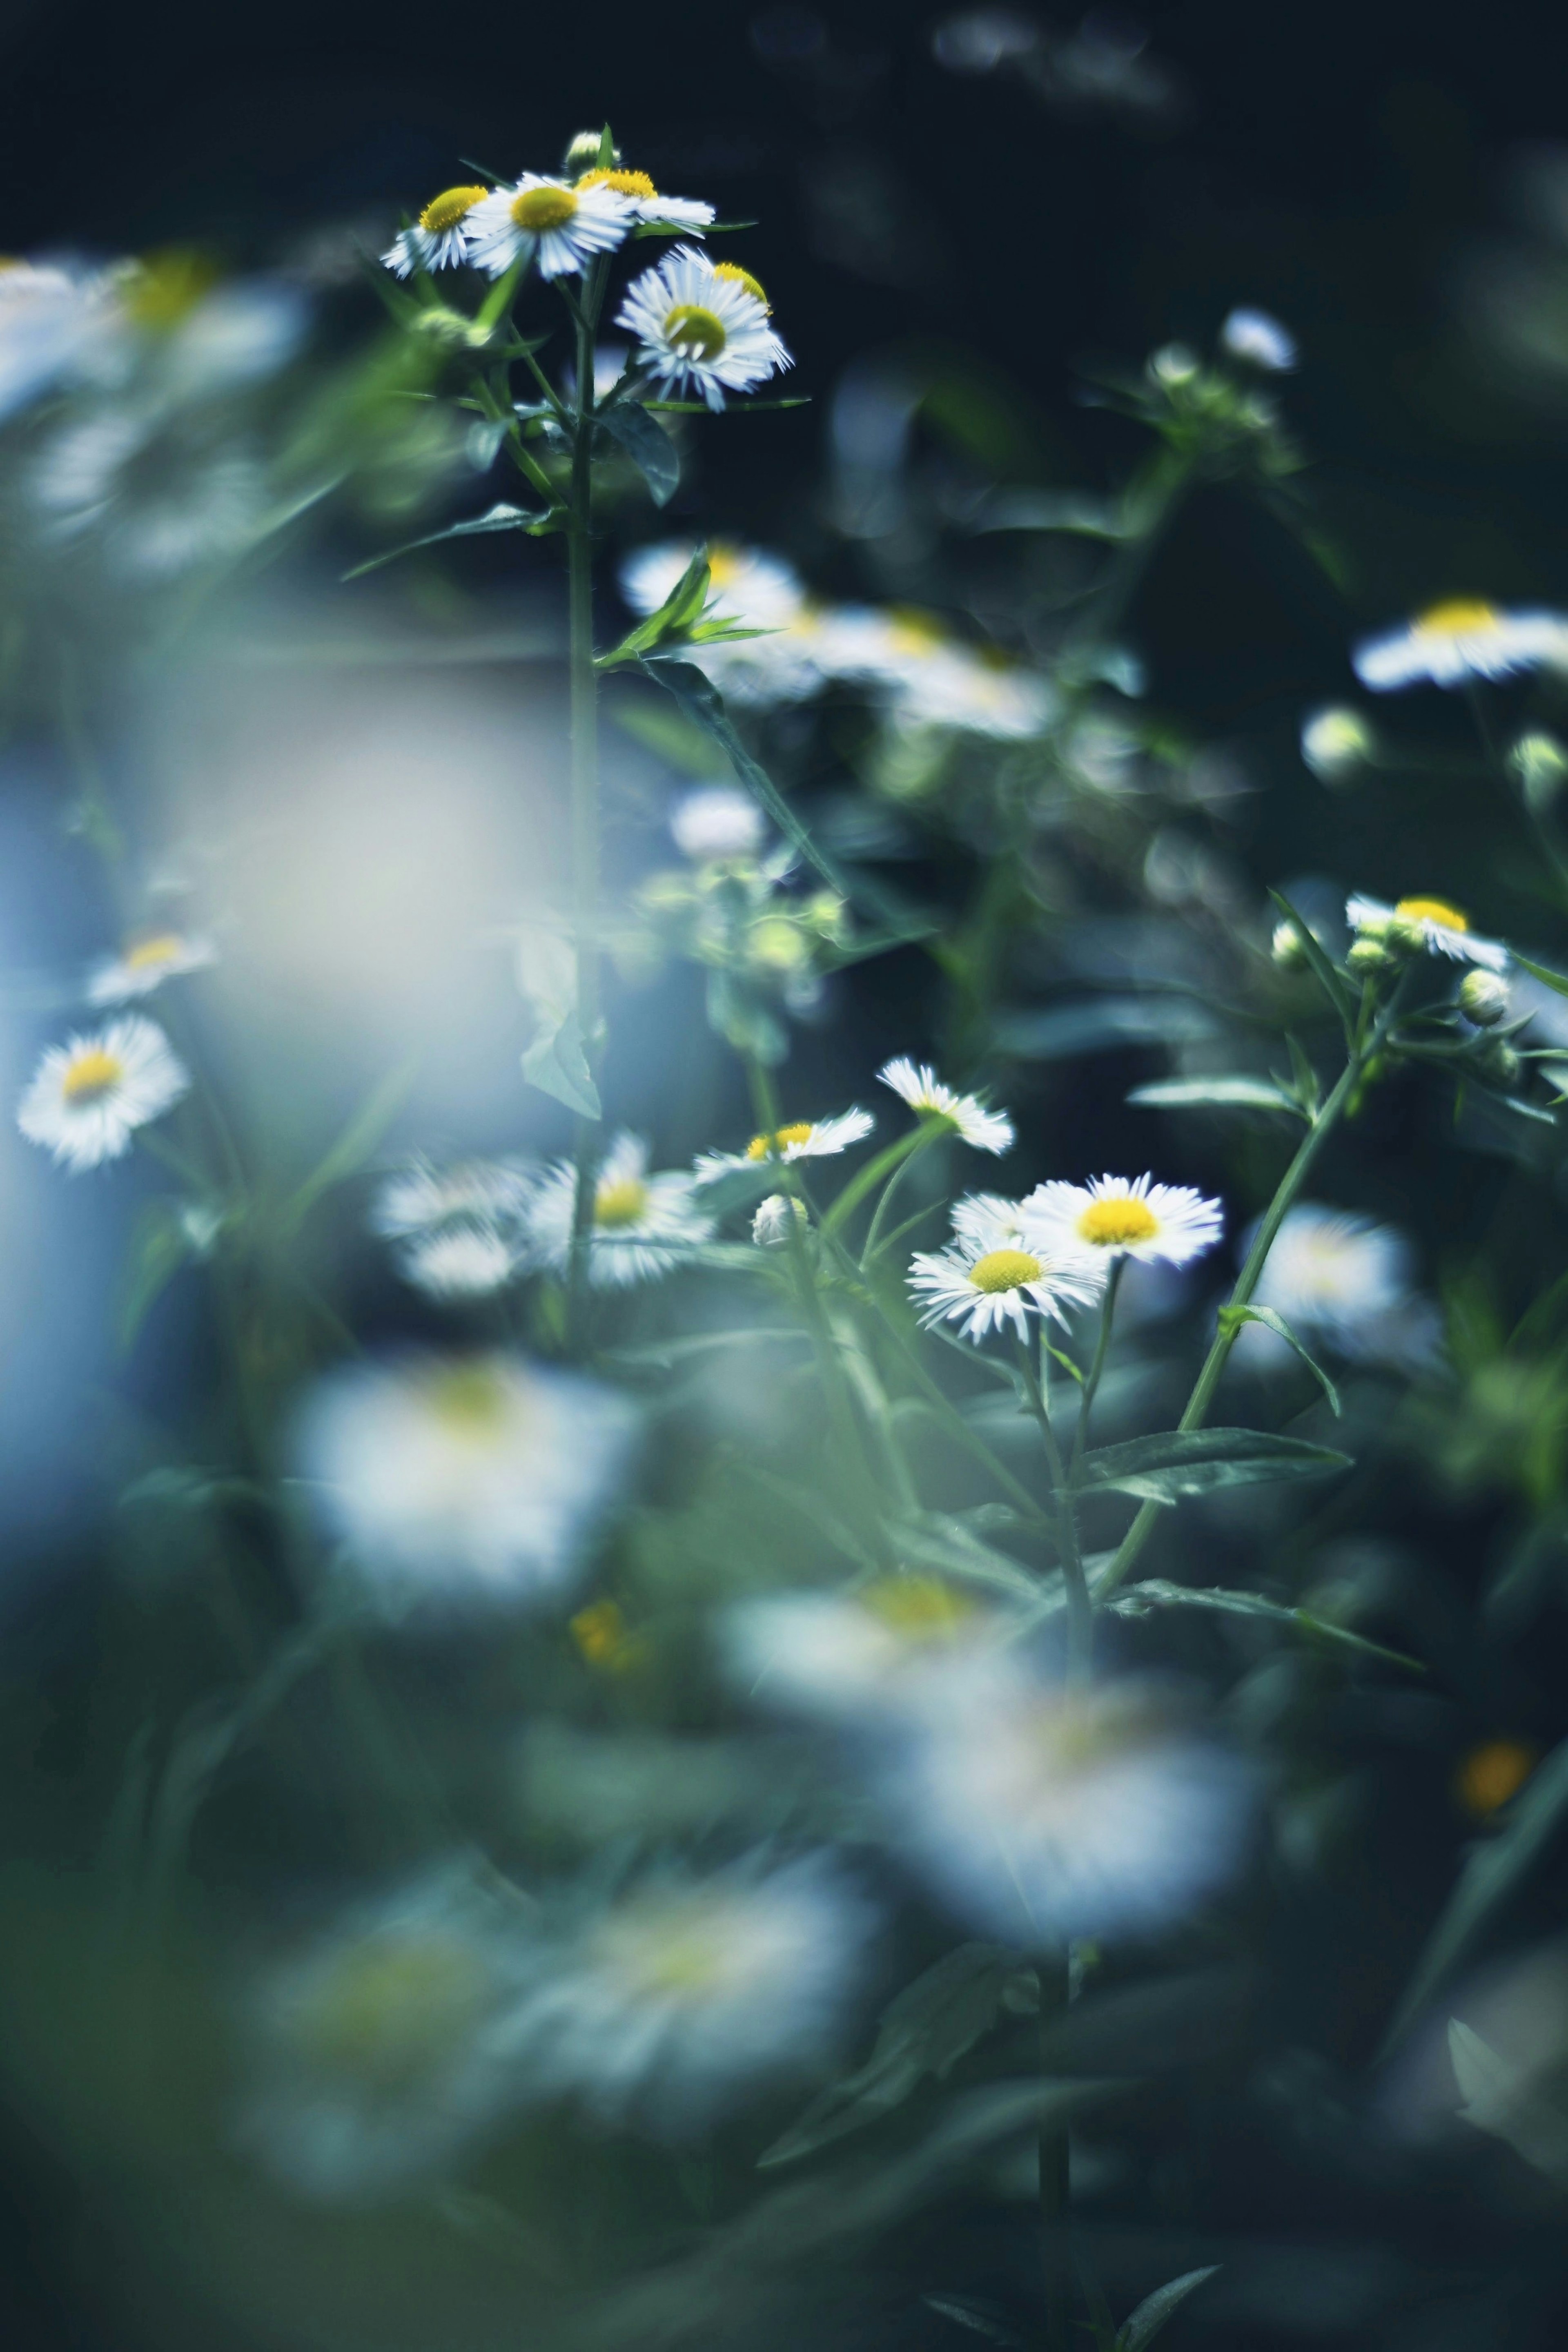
909,1200,1104,1344
876,1660,1252,1946
1353,601,1568,692
292,1350,639,1616
670,784,768,863
724,1577,989,1722
18,1014,190,1172
370,1155,537,1240
1346,893,1508,972
695,1107,873,1182
1245,1202,1439,1370
524,1132,714,1290
491,1855,874,2133
466,174,633,281
617,245,790,410
575,166,715,233
238,1863,532,2200
87,927,217,1005
395,1224,522,1301
879,1057,1013,1155
381,184,492,278
1219,307,1297,371
1025,1173,1224,1269
752,1192,807,1246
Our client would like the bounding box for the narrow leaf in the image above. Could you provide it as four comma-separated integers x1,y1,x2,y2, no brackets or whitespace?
1106,1579,1423,1670
281,1057,420,1232
1128,1076,1304,1117
117,1199,199,1352
1514,953,1568,1002
597,402,680,505
1080,1425,1352,1504
342,502,557,580
522,1009,601,1119
1217,1303,1342,1414
1269,887,1354,1034
1117,2266,1221,2352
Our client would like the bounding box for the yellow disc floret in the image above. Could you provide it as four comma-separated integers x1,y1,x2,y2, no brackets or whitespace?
298,1937,487,2084
1394,895,1468,932
713,261,771,311
62,1048,124,1104
746,1121,815,1161
124,932,185,972
1078,1196,1159,1248
1415,600,1497,636
860,1576,973,1639
512,184,579,234
578,167,658,198
419,184,488,234
1457,1737,1536,1817
969,1247,1043,1294
595,1175,650,1228
664,303,727,360
425,1362,510,1436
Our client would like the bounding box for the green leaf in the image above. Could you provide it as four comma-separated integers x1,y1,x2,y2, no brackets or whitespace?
597,550,713,670
342,501,560,580
522,1009,601,1119
1116,2266,1221,2352
1217,1303,1342,1414
117,1199,200,1352
1106,1579,1423,1670
610,694,729,778
1269,886,1354,1035
596,401,680,506
1079,1425,1352,1504
1286,1032,1323,1116
641,395,810,411
1515,953,1568,1001
281,1057,420,1233
760,1944,1031,2167
517,923,601,1119
1127,1075,1305,1117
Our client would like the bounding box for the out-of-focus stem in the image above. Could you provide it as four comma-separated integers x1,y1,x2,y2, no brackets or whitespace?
1014,1335,1092,1677
564,267,605,1355
1038,1948,1072,2352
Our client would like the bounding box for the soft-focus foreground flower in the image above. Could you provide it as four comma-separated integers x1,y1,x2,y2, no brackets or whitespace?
1219,306,1298,371
526,1131,713,1289
724,1578,988,1721
371,1155,537,1239
33,409,266,579
878,1662,1252,1946
1353,601,1568,691
696,1107,873,1181
1246,1202,1439,1369
0,260,112,421
575,166,715,232
466,174,633,281
396,1224,522,1301
669,783,768,863
909,1202,1104,1344
879,1057,1014,1154
294,1351,639,1614
1346,893,1508,972
381,184,492,278
18,1014,189,1172
492,1855,874,2131
239,1864,532,2200
1300,705,1374,785
87,928,217,1005
617,245,790,410
1025,1174,1225,1269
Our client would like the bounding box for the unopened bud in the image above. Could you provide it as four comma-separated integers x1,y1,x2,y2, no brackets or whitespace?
1149,341,1200,389
1388,914,1430,955
1301,706,1374,786
1512,731,1568,813
748,917,810,973
1272,919,1308,970
1459,969,1510,1027
1346,936,1391,976
1479,1039,1521,1086
563,129,619,175
752,1193,807,1247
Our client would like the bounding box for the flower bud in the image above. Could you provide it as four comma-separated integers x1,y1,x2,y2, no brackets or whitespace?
1301,706,1374,786
1271,919,1308,969
1149,342,1200,389
1459,969,1511,1027
563,129,619,175
1511,730,1568,813
752,1193,807,1247
1479,1039,1521,1086
1346,936,1391,976
748,917,810,972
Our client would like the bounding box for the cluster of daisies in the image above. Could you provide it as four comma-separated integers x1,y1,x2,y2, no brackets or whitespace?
381,162,789,412
619,537,1054,734
14,925,216,1173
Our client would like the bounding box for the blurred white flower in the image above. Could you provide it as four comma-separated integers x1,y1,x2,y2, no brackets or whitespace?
1245,1202,1439,1370
1300,705,1374,783
878,1662,1252,1945
525,1132,714,1289
909,1212,1103,1344
575,166,715,232
670,784,767,862
382,184,492,278
751,1192,806,1246
879,1056,1014,1153
0,260,114,420
724,1578,989,1720
1025,1174,1225,1268
492,1855,874,2131
18,1015,189,1172
617,245,790,410
33,407,265,578
370,1156,537,1240
815,606,1050,737
1353,601,1568,691
1346,893,1508,971
86,927,217,1005
294,1350,639,1613
695,1106,873,1180
238,1864,533,2200
396,1224,521,1301
620,539,806,629
466,174,633,280
1220,307,1298,371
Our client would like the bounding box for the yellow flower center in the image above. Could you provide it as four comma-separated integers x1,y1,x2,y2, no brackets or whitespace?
124,932,184,972
969,1247,1043,1293
601,1899,733,1998
61,1048,124,1104
595,1175,649,1228
886,608,947,658
664,303,727,360
1394,895,1468,932
577,167,658,198
121,248,218,330
298,1936,488,2085
511,184,578,234
707,544,739,585
425,1362,510,1435
419,184,488,234
713,261,770,311
860,1576,973,1640
571,1598,630,1666
746,1121,815,1161
1457,1738,1536,1817
1078,1196,1159,1248
1415,599,1497,637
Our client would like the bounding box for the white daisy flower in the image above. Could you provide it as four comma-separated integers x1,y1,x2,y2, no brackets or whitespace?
694,1107,873,1182
465,174,633,282
1024,1174,1225,1269
18,1015,190,1173
370,1156,537,1240
575,166,715,232
619,538,806,630
381,183,493,278
292,1350,639,1615
877,1659,1252,1946
492,1855,874,2132
909,1215,1104,1344
395,1223,521,1301
86,927,217,1005
879,1057,1014,1154
1353,600,1568,691
1219,307,1298,371
949,1190,1034,1250
723,1578,989,1722
237,1863,533,2201
33,408,265,580
616,245,791,411
1244,1202,1439,1370
1345,893,1508,972
524,1131,714,1289
670,784,768,862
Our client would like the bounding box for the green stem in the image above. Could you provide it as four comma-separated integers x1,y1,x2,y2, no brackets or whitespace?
564,263,607,1356
821,1124,933,1238
1069,1254,1123,1483
1038,1948,1072,2352
1014,1334,1093,1677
